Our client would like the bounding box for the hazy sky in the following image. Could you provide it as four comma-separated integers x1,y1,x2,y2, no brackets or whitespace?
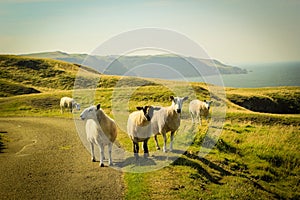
0,0,299,64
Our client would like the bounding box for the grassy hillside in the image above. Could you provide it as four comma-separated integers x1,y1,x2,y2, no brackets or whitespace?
226,87,300,114
0,79,40,97
0,55,299,199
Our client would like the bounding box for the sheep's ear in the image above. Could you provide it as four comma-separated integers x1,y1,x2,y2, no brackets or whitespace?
170,96,174,100
136,106,143,110
96,104,101,110
183,96,188,101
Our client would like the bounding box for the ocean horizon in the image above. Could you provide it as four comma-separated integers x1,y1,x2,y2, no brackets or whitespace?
185,62,300,88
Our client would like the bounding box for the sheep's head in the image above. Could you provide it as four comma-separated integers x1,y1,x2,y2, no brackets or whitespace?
136,106,154,121
204,100,213,110
170,96,188,113
80,104,100,120
75,103,81,111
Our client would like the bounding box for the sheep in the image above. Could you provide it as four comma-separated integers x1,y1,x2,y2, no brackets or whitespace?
189,99,213,125
60,97,80,113
80,104,117,167
127,106,155,159
151,96,188,152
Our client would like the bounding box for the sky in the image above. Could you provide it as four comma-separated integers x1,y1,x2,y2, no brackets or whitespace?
0,0,300,64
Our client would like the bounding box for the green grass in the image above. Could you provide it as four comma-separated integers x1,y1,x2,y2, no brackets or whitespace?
124,173,151,200
226,86,300,114
0,80,40,97
123,121,299,199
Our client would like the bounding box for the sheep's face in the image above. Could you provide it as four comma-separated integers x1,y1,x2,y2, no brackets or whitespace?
75,103,81,111
204,100,213,109
137,106,154,121
170,96,188,113
80,104,100,120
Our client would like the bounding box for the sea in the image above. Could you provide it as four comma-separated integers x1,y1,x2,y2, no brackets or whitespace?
186,62,300,88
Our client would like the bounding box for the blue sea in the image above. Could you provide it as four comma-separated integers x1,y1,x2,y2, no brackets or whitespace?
187,62,300,88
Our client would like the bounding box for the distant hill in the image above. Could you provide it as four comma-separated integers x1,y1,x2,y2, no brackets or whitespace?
0,55,99,92
0,55,156,96
22,51,247,79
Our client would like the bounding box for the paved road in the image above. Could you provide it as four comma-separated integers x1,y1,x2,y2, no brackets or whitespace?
0,117,124,199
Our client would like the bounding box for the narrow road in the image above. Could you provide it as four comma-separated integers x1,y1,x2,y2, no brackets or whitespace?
0,117,124,199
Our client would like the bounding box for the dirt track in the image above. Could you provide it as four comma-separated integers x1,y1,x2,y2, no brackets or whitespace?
0,117,124,199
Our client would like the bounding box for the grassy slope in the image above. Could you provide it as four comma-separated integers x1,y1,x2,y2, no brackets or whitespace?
1,87,299,199
226,87,300,114
0,55,299,199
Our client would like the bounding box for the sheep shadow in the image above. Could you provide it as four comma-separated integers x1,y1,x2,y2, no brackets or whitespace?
114,156,156,168
183,151,232,176
151,149,186,161
181,151,281,199
171,156,221,184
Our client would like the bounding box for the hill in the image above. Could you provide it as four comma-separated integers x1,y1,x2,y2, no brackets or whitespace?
0,55,299,199
0,55,102,92
0,55,299,115
226,87,300,114
22,51,247,78
0,54,158,98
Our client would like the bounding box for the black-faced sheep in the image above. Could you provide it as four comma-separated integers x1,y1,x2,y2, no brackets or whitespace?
189,99,212,125
80,104,117,167
60,97,80,113
127,106,155,159
151,96,188,152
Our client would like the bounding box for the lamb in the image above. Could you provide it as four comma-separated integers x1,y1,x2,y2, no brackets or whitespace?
127,106,155,159
189,99,213,125
151,96,188,152
80,104,117,167
60,97,80,113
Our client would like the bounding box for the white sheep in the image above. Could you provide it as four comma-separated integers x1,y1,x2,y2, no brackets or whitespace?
151,96,188,152
80,104,117,167
60,97,80,113
127,106,155,159
189,99,212,125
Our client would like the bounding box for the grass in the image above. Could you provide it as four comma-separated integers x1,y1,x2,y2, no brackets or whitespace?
0,82,299,199
124,173,151,200
0,132,6,153
0,80,40,97
0,55,299,199
124,121,299,199
226,86,300,114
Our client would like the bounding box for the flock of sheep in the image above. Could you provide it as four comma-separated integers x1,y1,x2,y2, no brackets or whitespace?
60,96,212,167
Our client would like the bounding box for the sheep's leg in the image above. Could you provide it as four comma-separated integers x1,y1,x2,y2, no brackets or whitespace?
198,115,202,126
60,106,63,114
190,112,194,123
162,133,167,153
108,142,113,166
133,141,139,159
170,131,175,152
90,143,96,162
206,114,210,124
154,134,160,150
99,143,105,167
143,138,149,158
